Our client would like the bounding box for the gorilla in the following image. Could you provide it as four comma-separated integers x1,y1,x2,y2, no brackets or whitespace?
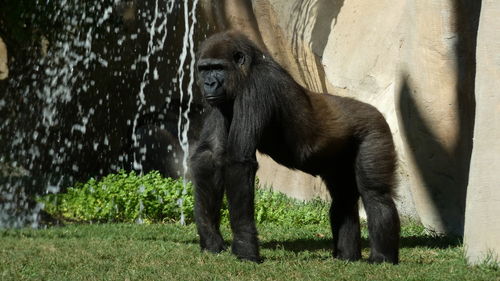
190,31,400,264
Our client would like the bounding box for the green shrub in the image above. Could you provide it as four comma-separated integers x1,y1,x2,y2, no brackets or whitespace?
40,170,194,224
253,188,329,226
40,170,329,226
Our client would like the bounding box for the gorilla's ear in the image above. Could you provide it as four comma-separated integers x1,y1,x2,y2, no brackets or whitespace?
233,51,245,66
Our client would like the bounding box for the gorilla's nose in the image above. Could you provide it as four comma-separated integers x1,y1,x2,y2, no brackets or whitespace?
204,77,220,94
205,80,217,88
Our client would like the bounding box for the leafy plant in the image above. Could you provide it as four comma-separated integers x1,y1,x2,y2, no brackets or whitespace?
254,188,329,226
40,170,330,226
40,170,194,224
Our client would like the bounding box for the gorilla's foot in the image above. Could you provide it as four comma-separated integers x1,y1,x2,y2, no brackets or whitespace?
368,251,398,265
333,250,362,262
232,238,261,263
200,234,227,254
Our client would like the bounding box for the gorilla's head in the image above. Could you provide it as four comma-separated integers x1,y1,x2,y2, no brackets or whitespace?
196,31,262,106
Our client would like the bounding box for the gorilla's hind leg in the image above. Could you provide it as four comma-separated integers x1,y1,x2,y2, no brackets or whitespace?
323,172,362,262
356,135,400,264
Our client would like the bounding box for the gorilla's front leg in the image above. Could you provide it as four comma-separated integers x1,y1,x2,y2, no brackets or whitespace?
191,149,226,253
191,109,230,254
225,160,260,262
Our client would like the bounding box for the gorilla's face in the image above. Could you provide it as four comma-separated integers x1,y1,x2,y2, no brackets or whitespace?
196,33,250,106
196,58,231,105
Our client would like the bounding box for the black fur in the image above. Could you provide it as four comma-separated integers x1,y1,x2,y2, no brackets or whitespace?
190,31,400,264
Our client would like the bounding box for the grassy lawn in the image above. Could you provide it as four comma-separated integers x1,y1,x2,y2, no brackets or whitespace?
1,221,498,281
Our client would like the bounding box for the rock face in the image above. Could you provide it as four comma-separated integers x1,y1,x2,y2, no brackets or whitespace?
201,0,481,235
0,37,7,80
0,1,212,227
464,0,500,265
0,1,208,182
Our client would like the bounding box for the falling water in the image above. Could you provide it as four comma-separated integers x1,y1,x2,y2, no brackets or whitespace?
1,1,123,228
176,0,199,226
131,0,176,172
0,0,202,228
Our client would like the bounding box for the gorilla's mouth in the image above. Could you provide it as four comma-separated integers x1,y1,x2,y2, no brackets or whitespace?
205,95,224,105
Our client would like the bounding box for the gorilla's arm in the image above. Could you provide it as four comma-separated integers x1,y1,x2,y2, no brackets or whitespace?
223,93,267,262
191,109,228,254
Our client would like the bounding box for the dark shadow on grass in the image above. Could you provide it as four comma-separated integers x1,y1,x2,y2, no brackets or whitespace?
400,235,462,249
261,235,461,253
261,238,333,253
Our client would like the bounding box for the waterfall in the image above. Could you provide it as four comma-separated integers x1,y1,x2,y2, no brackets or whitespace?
0,0,201,228
176,0,199,225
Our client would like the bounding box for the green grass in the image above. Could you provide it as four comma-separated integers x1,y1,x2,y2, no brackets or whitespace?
1,221,498,281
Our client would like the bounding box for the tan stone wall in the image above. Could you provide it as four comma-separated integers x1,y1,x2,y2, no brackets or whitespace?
0,37,8,80
464,0,500,265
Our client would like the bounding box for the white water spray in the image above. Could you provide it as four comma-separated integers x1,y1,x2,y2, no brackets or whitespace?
176,0,199,225
0,0,200,228
131,0,163,172
127,0,198,225
0,1,119,228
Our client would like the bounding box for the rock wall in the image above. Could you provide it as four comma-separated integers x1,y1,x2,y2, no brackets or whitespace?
0,1,209,182
201,0,480,235
0,37,7,80
464,0,500,265
0,1,211,227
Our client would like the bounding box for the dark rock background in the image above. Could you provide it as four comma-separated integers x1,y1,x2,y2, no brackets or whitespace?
0,0,215,225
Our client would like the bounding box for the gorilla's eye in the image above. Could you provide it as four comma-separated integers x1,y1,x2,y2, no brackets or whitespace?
233,51,245,66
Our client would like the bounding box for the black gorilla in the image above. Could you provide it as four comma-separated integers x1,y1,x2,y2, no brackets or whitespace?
190,31,400,264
